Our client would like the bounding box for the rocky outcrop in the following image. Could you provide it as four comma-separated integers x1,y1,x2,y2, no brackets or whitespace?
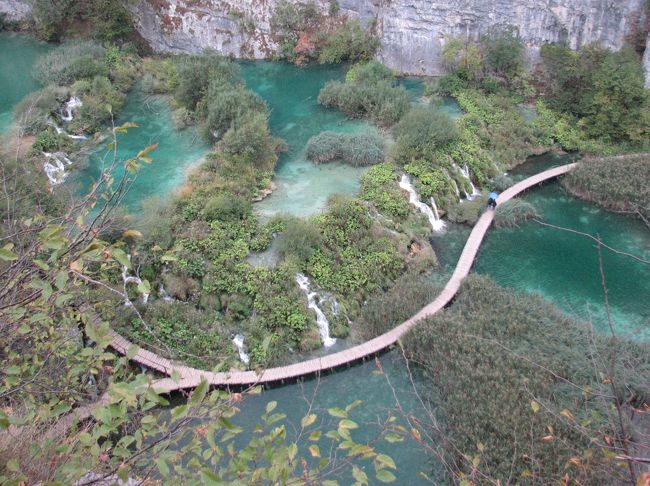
131,0,649,78
0,0,31,20
644,32,650,87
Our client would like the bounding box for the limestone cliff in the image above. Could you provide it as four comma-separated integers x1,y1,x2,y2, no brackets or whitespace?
129,0,650,83
0,0,30,21
1,0,649,85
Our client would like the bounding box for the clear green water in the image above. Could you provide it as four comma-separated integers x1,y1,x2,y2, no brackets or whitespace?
72,86,209,211
475,181,650,338
0,33,53,133
169,351,440,483
240,61,373,218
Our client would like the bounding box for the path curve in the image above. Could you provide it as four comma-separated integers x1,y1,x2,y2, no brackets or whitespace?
107,163,576,393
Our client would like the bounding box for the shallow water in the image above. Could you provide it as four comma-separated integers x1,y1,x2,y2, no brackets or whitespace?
0,33,53,133
72,86,209,211
240,61,373,218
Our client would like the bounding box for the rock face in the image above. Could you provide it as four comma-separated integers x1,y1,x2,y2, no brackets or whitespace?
644,32,650,87
130,0,649,77
0,0,30,20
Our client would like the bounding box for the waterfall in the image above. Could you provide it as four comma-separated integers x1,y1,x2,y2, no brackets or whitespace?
295,273,336,347
43,152,72,185
456,164,481,200
60,96,82,122
430,197,441,220
399,174,446,232
121,255,149,304
232,334,250,365
48,120,88,140
158,285,175,303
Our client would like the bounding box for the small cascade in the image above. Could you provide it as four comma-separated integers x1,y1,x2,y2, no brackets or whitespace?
399,174,446,232
158,285,175,303
451,179,461,203
48,120,88,140
60,96,82,122
430,197,441,221
456,164,481,200
295,273,336,347
121,255,149,304
43,152,72,185
232,334,250,365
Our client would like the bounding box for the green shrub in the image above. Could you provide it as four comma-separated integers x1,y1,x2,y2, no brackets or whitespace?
14,86,69,135
136,196,177,250
392,106,459,164
563,154,650,220
318,20,379,64
275,219,323,262
202,194,251,222
445,196,487,225
202,85,267,143
493,199,540,227
28,128,71,155
305,130,384,166
540,44,649,144
219,112,278,170
359,163,411,218
34,41,108,85
318,62,410,126
404,274,650,484
356,271,440,339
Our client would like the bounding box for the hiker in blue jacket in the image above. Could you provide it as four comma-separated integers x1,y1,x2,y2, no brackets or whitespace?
487,192,498,210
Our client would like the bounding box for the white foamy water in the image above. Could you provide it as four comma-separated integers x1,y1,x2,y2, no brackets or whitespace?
399,174,446,232
43,151,72,185
121,255,149,304
60,96,82,122
456,164,481,200
233,334,250,365
295,273,336,347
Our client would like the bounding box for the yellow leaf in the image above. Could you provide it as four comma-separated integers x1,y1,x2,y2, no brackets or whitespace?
122,229,143,239
411,428,422,442
531,400,540,413
301,414,316,428
309,444,320,458
560,409,574,420
70,259,83,273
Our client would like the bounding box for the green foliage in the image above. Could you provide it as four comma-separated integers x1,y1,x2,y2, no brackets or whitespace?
356,271,440,339
318,20,379,64
392,106,459,164
219,112,279,171
318,62,410,126
481,27,525,80
540,44,650,143
34,41,109,85
306,130,385,166
359,163,411,218
563,154,650,220
306,196,405,298
31,0,135,42
445,196,488,225
14,85,69,135
275,218,323,262
28,127,71,155
404,274,650,484
493,199,540,227
203,194,251,222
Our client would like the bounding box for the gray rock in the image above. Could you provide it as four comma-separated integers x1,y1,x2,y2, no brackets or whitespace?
131,0,649,80
0,0,31,20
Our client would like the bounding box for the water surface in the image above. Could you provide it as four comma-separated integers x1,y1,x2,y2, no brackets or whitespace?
0,33,53,133
73,86,209,210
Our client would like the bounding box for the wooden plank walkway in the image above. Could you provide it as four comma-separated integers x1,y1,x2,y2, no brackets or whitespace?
105,163,576,393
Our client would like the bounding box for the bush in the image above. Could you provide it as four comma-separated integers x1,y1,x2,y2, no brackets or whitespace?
14,86,69,135
202,194,251,222
356,271,440,339
174,52,242,111
305,130,384,166
318,20,379,64
219,112,278,170
493,199,540,227
540,44,649,143
359,163,411,218
318,62,410,126
28,128,71,155
202,85,267,143
446,196,487,225
34,41,108,85
136,196,177,250
392,106,459,164
404,274,650,484
275,219,323,262
563,154,650,220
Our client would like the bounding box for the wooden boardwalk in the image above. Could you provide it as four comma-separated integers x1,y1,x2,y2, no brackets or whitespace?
107,163,576,393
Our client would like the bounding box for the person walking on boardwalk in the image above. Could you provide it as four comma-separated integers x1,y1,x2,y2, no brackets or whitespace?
487,191,498,210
